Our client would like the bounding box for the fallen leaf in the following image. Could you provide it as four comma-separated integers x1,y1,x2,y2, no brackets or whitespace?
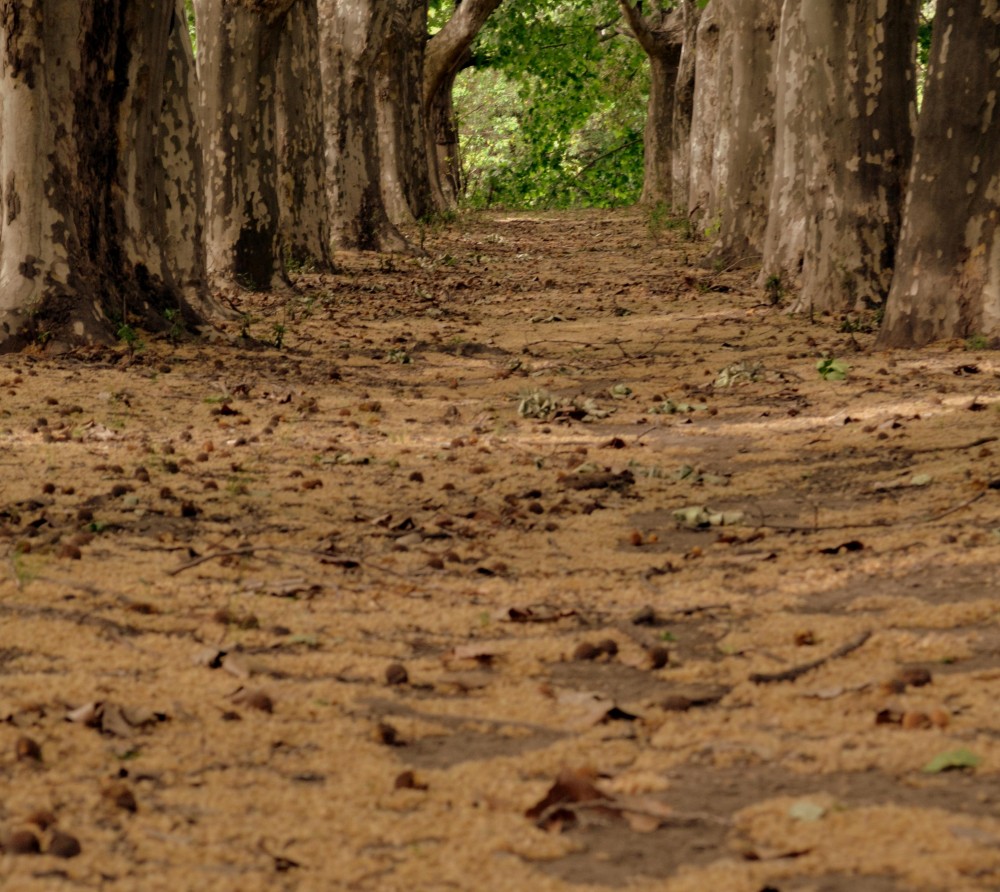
922,749,981,773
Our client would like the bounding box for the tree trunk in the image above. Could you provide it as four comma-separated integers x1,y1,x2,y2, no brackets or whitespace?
687,3,721,227
0,0,215,352
763,0,918,315
318,0,409,252
671,0,700,213
377,0,435,224
705,0,780,266
617,1,685,208
194,0,293,291
275,0,332,270
879,1,1000,346
424,0,503,210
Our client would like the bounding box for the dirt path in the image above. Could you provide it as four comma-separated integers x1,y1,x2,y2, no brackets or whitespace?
2,210,1000,891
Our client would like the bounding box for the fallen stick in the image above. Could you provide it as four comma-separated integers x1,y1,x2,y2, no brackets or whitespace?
749,629,872,685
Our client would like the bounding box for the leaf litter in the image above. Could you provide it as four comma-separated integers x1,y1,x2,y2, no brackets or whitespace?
2,210,1000,890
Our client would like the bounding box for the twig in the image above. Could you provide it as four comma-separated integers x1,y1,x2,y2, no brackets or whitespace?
907,436,998,455
749,629,872,685
167,547,256,576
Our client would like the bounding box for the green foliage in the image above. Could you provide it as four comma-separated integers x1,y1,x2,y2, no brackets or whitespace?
454,0,647,209
816,358,849,381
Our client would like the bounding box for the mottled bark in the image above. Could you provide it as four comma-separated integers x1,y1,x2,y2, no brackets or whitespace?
318,0,408,252
377,0,435,224
424,0,503,210
763,0,918,315
194,0,294,290
705,0,780,266
275,0,332,269
688,4,720,226
879,1,1000,346
617,1,685,208
0,0,214,352
671,0,700,213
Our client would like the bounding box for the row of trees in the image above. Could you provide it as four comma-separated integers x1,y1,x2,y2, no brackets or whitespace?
0,0,996,351
620,0,998,346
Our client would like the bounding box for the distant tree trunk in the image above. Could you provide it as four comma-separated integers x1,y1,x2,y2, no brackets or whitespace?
424,0,504,210
763,0,918,315
377,0,435,224
195,0,293,290
688,3,721,227
617,1,685,208
671,0,700,213
879,1,1000,346
0,0,215,352
705,0,780,266
275,0,332,269
318,0,409,252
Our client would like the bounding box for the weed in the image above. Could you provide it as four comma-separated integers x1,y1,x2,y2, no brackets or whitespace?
239,314,256,339
163,308,184,344
647,202,695,241
966,334,990,351
272,323,286,350
764,274,784,306
703,216,722,240
117,324,144,354
817,357,849,381
386,347,411,364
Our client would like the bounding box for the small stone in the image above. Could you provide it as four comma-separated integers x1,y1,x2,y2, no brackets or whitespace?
648,646,670,670
242,691,273,713
6,829,41,855
103,781,138,813
595,639,618,658
394,770,427,790
897,667,932,688
930,708,950,729
631,606,657,626
662,695,693,712
47,831,81,859
375,722,402,746
902,711,932,730
15,735,42,762
57,543,82,560
385,663,409,686
572,641,601,661
793,630,815,646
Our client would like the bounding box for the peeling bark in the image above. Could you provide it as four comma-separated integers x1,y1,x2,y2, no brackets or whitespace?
0,0,216,352
194,0,294,290
318,0,409,252
617,1,685,208
763,0,918,315
275,0,332,269
879,1,1000,346
705,0,780,266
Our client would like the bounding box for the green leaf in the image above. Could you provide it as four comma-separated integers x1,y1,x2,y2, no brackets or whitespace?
922,749,982,774
817,358,849,381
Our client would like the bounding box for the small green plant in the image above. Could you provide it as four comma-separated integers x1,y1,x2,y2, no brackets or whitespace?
117,323,144,353
163,308,184,344
385,347,411,364
272,323,286,350
764,274,784,306
238,314,255,339
817,357,849,381
703,215,722,239
965,333,990,351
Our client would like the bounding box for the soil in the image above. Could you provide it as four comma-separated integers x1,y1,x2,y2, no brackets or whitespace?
2,209,1000,891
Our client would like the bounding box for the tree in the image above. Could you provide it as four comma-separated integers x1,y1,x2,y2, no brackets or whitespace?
194,0,294,290
761,0,919,316
616,1,686,207
276,0,333,269
879,0,1000,346
425,0,505,209
0,0,216,353
317,0,409,251
671,0,701,212
701,0,780,265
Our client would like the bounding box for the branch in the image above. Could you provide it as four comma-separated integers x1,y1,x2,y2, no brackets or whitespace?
749,630,873,685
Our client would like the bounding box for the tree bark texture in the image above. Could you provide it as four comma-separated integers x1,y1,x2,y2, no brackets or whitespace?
705,0,780,266
318,0,408,252
194,0,294,290
671,0,700,212
377,0,435,224
763,0,918,315
687,3,721,227
275,0,332,269
0,0,212,352
880,0,1000,346
617,1,684,207
424,0,503,210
